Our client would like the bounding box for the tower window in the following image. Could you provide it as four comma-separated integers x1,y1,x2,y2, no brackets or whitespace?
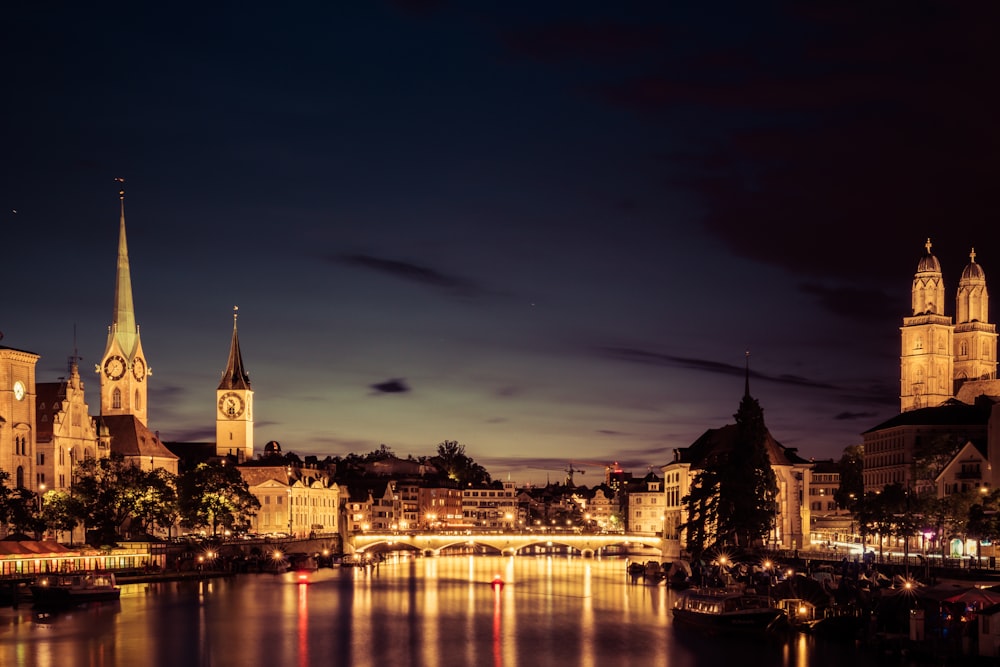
112,388,122,409
135,390,141,410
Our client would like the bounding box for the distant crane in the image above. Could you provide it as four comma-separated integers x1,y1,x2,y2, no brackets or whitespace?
564,464,586,487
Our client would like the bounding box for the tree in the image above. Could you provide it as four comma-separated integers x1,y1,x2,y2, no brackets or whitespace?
0,470,13,528
177,462,260,536
680,465,721,556
6,488,44,537
39,489,84,541
132,467,178,536
967,489,1000,564
834,445,864,512
435,441,491,486
720,391,779,548
73,454,160,544
682,391,778,556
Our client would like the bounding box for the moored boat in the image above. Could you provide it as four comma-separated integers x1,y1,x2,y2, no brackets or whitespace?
30,572,121,608
672,586,788,635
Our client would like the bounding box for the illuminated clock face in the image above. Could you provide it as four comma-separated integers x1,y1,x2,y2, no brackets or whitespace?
219,392,245,419
13,381,25,401
132,358,146,382
103,355,126,381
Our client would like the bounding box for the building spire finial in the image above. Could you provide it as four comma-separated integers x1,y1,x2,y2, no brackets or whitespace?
744,349,751,398
971,247,977,263
925,237,932,254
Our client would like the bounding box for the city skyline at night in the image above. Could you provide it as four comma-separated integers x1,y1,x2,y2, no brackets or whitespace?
5,2,1000,484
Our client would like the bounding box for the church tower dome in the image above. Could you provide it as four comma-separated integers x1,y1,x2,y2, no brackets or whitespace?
954,248,997,385
912,238,946,316
900,238,954,411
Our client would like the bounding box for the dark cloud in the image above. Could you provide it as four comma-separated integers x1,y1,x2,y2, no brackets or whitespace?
799,283,899,322
371,378,410,394
598,346,838,390
500,21,667,63
833,411,879,421
335,253,485,297
583,2,1000,285
596,429,627,436
388,0,448,17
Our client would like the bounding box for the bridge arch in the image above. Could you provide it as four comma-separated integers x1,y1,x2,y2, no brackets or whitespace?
348,532,664,559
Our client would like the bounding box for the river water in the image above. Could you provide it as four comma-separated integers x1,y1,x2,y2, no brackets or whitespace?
0,555,915,667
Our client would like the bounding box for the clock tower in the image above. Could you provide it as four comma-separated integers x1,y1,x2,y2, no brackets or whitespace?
216,307,253,461
99,181,150,425
0,344,40,491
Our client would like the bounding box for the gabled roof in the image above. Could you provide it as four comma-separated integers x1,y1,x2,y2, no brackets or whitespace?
100,415,178,460
238,465,291,487
675,423,810,468
35,381,67,440
933,439,989,483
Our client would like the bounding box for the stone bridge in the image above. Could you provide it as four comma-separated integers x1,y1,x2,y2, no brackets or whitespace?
347,531,664,558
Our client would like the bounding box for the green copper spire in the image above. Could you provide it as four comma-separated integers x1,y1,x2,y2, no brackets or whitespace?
109,178,139,358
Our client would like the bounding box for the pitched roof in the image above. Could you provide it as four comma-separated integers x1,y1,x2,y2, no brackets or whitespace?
35,381,67,441
100,415,178,461
238,465,290,487
675,423,810,468
218,308,251,391
862,398,993,433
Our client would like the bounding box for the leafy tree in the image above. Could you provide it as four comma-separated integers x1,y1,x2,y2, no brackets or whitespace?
680,465,720,556
177,462,260,536
132,467,178,536
39,489,84,541
0,470,13,527
7,488,44,537
967,489,1000,563
73,454,157,544
913,433,966,487
435,440,491,486
834,445,864,512
364,444,395,462
925,490,980,559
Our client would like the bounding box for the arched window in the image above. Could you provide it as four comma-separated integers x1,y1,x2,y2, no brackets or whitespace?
15,466,24,489
59,447,65,465
112,388,122,409
960,342,968,356
135,390,141,410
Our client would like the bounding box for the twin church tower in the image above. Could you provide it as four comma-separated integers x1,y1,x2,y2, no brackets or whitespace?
99,184,254,460
901,239,998,411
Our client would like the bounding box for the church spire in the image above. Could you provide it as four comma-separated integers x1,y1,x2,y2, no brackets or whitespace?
109,178,138,357
744,349,751,398
219,306,251,390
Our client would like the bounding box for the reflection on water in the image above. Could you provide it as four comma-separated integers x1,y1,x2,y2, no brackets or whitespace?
0,556,913,667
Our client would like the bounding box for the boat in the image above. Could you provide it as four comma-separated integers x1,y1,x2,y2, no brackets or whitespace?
672,586,788,635
30,572,121,608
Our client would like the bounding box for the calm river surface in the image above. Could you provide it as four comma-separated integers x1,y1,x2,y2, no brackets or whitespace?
0,555,916,667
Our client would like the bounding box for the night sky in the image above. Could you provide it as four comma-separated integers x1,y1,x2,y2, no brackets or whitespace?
4,1,999,485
